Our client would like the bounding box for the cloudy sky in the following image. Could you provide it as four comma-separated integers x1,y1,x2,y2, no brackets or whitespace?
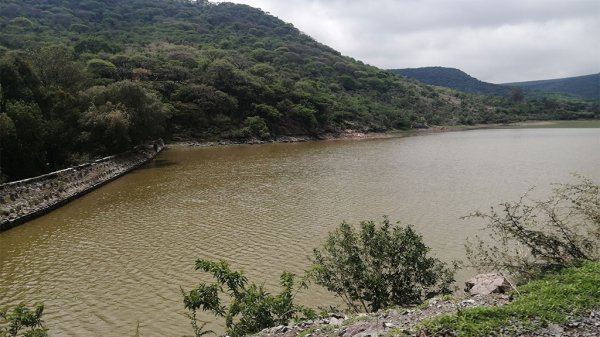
231,0,599,83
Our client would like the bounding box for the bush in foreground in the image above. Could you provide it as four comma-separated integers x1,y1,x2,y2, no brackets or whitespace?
310,217,457,313
182,259,315,337
465,175,600,282
0,304,47,337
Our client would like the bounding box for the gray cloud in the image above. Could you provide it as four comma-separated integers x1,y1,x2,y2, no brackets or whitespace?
231,0,600,83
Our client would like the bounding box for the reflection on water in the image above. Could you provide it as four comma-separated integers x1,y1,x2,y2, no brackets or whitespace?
1,128,599,336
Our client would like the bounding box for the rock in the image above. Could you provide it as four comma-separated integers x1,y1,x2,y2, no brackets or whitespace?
460,299,476,306
547,323,564,336
300,320,314,328
273,325,288,333
383,322,395,328
329,317,343,325
464,273,513,296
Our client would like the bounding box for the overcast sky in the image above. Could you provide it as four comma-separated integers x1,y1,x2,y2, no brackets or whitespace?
230,0,600,83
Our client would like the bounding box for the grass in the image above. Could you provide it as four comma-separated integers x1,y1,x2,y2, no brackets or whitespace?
382,327,410,337
418,261,600,336
340,314,371,326
297,325,336,337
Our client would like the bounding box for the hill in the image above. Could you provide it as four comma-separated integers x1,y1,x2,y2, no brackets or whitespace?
389,67,512,97
0,0,597,181
503,73,600,100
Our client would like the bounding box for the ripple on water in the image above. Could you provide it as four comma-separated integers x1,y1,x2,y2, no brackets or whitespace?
1,129,600,336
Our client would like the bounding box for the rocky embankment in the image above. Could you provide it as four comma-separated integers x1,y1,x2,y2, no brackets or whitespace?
0,142,164,231
256,295,510,337
257,296,599,337
256,274,600,337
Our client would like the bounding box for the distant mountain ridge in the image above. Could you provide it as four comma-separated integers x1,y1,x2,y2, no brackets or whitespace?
503,73,600,100
388,67,512,97
390,67,599,101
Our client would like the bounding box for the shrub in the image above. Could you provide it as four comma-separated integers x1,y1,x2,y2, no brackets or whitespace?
0,304,48,337
86,58,117,79
182,260,315,337
243,116,270,139
465,175,600,282
310,217,457,313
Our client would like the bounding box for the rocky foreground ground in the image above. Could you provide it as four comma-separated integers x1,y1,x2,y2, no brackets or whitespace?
256,295,599,337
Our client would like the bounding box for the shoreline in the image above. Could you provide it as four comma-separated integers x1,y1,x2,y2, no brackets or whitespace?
0,124,487,232
1,119,596,231
163,122,534,148
166,125,485,148
167,119,599,148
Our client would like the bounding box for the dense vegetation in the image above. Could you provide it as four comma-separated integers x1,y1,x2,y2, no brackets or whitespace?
390,67,599,117
310,218,456,313
1,0,597,182
0,0,475,181
504,73,600,100
389,67,512,97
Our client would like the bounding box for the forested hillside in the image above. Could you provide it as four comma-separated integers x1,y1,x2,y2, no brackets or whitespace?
0,0,597,182
504,73,600,100
389,67,512,97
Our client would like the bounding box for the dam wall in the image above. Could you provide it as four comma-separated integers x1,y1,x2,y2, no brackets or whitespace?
0,141,164,232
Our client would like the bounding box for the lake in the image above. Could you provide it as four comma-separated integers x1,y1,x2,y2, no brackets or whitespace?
1,126,599,336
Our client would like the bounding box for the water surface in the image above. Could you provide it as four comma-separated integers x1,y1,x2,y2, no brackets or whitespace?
1,127,599,336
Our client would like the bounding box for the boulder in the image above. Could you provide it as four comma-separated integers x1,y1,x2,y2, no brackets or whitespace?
465,273,513,295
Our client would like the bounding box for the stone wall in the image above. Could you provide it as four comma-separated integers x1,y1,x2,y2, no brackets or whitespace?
0,141,164,232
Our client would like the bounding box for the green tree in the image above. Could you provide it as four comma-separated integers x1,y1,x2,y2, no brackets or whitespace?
510,87,524,103
37,87,81,170
465,175,600,282
0,113,16,181
82,81,166,144
31,45,87,92
243,116,270,139
310,217,456,313
205,59,239,91
0,52,41,108
172,84,238,129
80,102,131,154
0,304,48,337
3,101,46,179
252,103,281,120
87,59,117,79
74,37,119,55
182,259,314,337
9,17,33,30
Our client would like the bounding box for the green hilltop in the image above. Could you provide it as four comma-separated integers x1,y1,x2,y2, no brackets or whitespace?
389,66,513,97
0,0,597,181
504,73,600,100
389,66,599,102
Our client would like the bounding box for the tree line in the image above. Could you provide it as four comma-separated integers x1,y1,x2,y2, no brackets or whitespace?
1,0,597,182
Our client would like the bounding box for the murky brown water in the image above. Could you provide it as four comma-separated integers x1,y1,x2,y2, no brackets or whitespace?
1,128,599,336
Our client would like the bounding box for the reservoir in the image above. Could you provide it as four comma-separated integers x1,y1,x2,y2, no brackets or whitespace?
1,126,599,336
